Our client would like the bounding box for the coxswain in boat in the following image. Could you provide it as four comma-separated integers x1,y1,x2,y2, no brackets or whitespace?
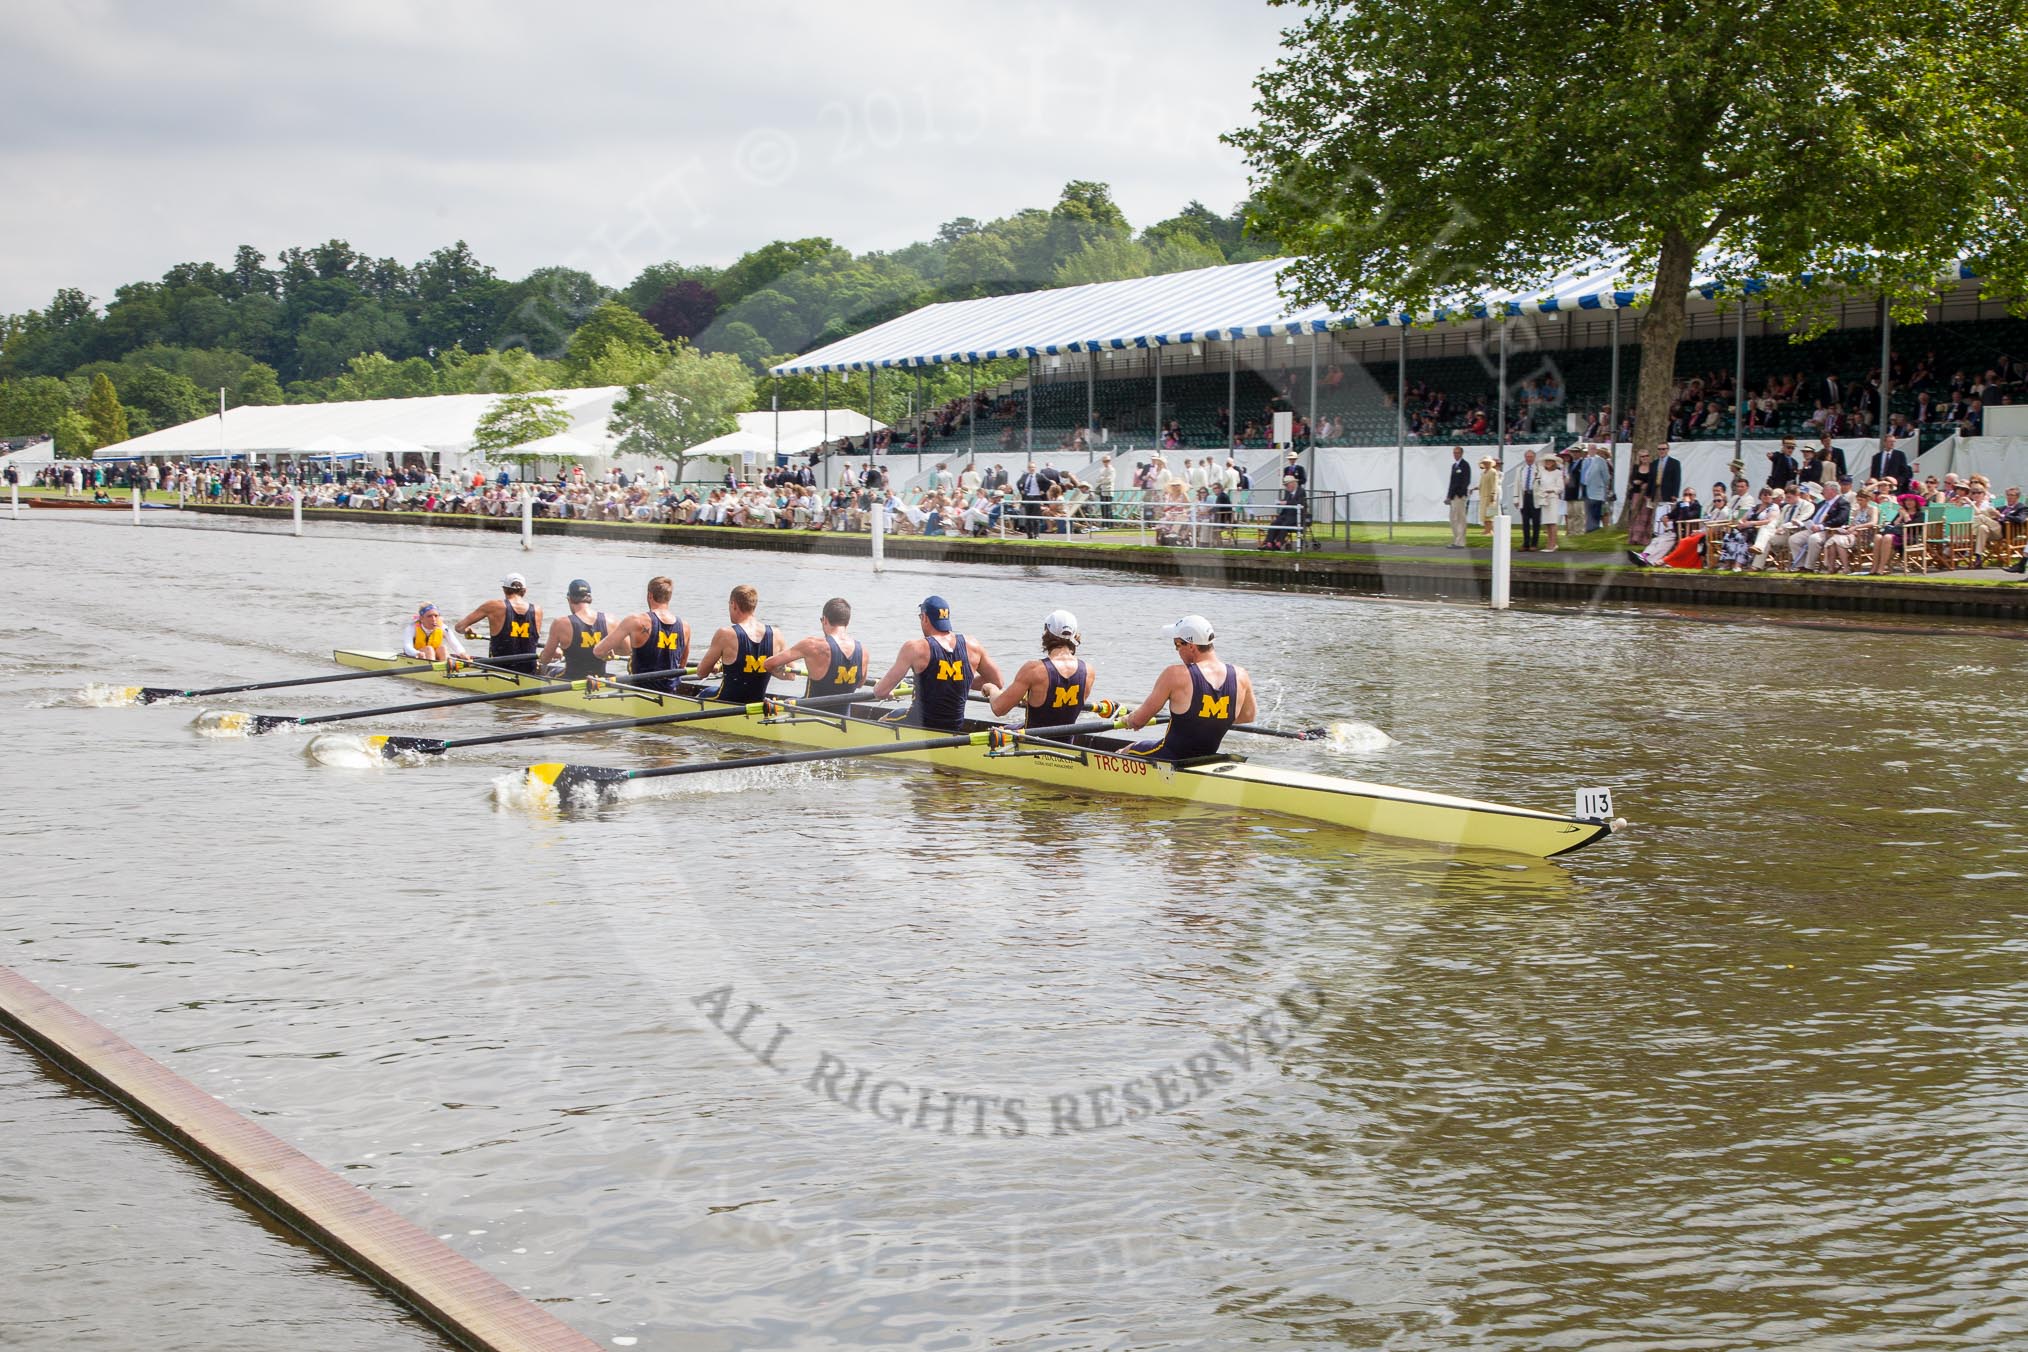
692,584,779,704
400,603,467,663
871,594,1003,731
763,596,867,698
539,578,610,680
594,575,689,690
1121,614,1254,761
981,609,1094,730
454,572,542,673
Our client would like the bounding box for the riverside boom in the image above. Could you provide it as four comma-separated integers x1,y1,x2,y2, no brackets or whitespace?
332,649,1617,859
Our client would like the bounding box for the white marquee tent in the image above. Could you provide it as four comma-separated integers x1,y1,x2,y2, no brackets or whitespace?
94,387,626,469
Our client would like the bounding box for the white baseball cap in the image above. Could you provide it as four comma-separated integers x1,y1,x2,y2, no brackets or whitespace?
1043,609,1080,640
1162,615,1215,646
500,572,527,589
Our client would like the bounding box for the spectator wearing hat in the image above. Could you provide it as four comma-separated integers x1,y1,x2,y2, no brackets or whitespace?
1537,452,1567,551
1476,456,1502,534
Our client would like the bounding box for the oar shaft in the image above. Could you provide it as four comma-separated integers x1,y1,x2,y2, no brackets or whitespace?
159,664,436,699
439,689,864,751
294,681,576,727
626,730,981,782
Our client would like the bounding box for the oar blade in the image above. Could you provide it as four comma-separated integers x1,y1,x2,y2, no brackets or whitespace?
526,762,630,802
374,735,447,759
135,686,180,705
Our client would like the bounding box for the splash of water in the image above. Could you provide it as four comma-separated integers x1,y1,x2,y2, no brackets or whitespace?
1325,720,1396,754
305,734,387,770
191,708,255,739
73,683,143,708
491,769,560,813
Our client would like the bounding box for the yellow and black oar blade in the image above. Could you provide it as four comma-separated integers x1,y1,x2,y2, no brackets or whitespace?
373,734,449,758
527,762,633,799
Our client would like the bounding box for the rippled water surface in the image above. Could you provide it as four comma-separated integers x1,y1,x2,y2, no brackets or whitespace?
6,511,2028,1350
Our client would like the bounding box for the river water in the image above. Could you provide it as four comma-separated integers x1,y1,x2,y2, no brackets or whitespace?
5,511,2028,1350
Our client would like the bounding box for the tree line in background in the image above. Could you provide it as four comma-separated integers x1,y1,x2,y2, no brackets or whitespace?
0,182,1273,456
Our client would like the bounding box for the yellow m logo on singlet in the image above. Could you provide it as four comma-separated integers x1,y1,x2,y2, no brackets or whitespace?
1053,684,1082,707
507,619,531,639
1199,693,1230,720
743,655,768,673
579,630,601,648
656,631,678,650
833,664,859,686
936,659,965,681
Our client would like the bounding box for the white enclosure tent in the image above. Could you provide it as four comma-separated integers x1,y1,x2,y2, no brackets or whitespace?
1,439,60,475
94,387,626,472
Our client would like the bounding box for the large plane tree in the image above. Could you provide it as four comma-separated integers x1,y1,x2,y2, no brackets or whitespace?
1228,0,2028,456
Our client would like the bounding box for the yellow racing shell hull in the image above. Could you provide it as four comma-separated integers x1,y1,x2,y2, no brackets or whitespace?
334,650,1615,859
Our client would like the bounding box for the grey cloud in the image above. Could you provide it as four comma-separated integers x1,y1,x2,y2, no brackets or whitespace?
0,0,1284,312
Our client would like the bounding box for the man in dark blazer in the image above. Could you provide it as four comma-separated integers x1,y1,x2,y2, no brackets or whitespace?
1654,444,1683,502
1868,434,1912,492
1444,446,1472,548
1766,438,1799,490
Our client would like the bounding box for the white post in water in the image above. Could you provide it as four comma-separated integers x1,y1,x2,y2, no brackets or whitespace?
291,489,303,537
1490,512,1513,610
871,501,886,573
131,486,141,524
521,487,533,551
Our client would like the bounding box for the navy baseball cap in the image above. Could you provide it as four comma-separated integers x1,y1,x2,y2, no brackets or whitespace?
920,595,953,632
567,578,592,601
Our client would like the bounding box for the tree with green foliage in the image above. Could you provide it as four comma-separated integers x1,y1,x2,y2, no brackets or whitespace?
564,301,670,385
1054,238,1153,287
0,376,76,438
83,372,129,448
470,393,572,473
1230,0,2028,458
235,363,284,406
607,344,756,480
52,408,93,458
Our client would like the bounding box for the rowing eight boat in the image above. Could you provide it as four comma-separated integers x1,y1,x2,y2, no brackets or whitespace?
332,649,1617,859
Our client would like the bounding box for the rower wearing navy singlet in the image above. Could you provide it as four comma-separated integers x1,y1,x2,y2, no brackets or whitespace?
539,578,610,680
870,595,1005,732
1121,614,1256,762
692,584,782,705
765,597,868,699
594,576,689,689
984,608,1097,731
455,573,542,672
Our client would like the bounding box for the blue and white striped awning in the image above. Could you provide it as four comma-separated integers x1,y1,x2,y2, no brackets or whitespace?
770,253,1979,376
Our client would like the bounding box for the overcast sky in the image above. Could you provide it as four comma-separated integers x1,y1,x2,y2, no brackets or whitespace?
1,1,1291,314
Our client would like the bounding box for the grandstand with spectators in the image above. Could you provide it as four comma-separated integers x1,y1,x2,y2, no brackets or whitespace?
773,255,2027,516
